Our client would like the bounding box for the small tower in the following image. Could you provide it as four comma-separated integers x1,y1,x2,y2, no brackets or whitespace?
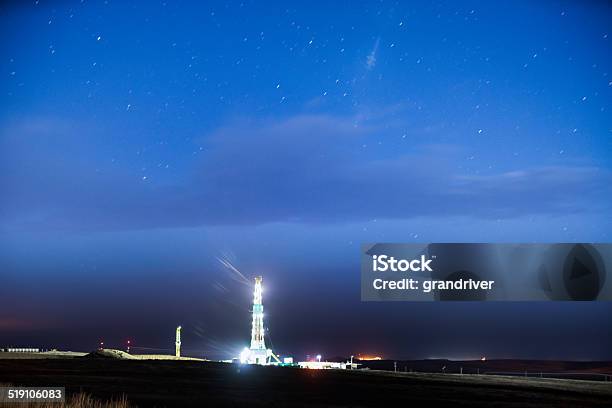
175,326,182,358
249,276,268,364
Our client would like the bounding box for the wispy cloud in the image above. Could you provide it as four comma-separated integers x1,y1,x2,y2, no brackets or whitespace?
1,115,610,232
366,37,380,70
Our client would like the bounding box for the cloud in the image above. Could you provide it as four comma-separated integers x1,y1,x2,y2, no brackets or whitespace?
1,115,610,231
366,38,380,70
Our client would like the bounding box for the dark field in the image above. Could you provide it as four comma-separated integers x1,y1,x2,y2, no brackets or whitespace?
1,359,611,407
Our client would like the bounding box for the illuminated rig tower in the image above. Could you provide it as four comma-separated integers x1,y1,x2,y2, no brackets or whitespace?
248,276,269,364
238,276,281,365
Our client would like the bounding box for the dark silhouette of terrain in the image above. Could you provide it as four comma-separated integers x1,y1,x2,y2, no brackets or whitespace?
353,359,612,380
1,359,611,407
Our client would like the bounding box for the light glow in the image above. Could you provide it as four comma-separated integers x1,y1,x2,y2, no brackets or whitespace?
239,347,250,364
358,355,382,361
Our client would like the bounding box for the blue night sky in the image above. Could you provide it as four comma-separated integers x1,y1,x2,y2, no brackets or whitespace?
1,1,611,360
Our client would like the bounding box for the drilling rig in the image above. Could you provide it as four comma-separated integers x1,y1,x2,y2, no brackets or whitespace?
241,276,280,365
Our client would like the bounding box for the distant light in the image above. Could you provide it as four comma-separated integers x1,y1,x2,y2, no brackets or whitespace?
316,354,322,362
358,355,382,361
481,357,486,361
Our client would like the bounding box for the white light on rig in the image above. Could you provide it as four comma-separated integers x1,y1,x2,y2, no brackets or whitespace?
240,347,250,364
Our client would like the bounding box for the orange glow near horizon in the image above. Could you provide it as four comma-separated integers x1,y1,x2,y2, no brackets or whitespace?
357,354,382,361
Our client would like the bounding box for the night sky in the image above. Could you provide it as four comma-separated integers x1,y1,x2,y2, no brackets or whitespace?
1,1,611,361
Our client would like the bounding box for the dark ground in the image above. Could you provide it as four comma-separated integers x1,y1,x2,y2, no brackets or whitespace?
0,359,611,407
355,359,612,380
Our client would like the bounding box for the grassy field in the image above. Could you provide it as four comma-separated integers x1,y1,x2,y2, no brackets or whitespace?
0,386,131,408
0,359,611,407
